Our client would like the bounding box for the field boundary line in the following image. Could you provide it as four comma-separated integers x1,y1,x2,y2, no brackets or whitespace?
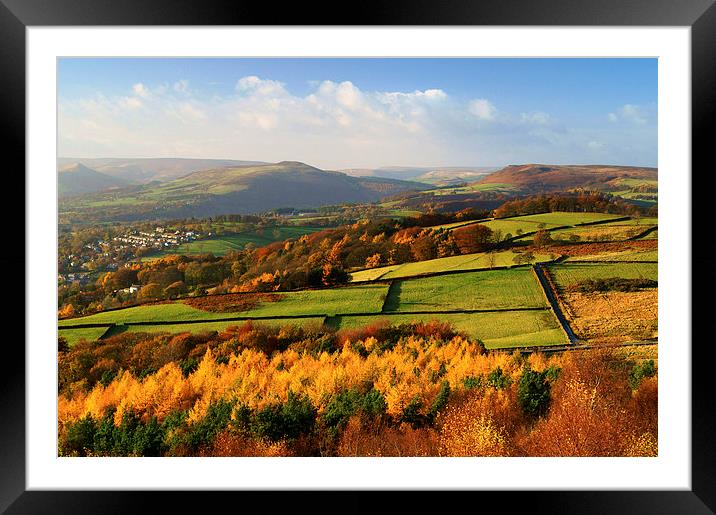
629,225,658,240
574,216,632,227
532,264,578,345
492,338,658,354
564,260,657,264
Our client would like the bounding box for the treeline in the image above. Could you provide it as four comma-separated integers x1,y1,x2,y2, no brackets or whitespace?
493,192,657,219
57,320,658,457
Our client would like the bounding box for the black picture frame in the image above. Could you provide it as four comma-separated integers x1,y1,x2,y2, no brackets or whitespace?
4,0,714,512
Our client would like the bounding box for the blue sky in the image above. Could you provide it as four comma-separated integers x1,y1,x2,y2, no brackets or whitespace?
58,58,657,168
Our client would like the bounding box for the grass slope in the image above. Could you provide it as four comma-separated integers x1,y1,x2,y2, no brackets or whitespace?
385,269,548,312
58,326,111,346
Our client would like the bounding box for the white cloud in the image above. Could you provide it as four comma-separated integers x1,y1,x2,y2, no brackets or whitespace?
520,111,550,125
236,76,286,96
122,97,143,110
468,99,497,121
132,83,150,98
58,77,656,168
608,104,650,125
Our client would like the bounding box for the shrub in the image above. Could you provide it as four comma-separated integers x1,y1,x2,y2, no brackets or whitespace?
61,414,97,456
462,375,483,389
426,381,451,423
571,277,657,293
184,399,236,451
179,357,199,377
629,359,657,390
252,391,316,442
517,368,551,418
487,367,511,389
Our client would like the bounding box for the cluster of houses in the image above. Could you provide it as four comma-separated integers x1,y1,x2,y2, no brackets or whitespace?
112,227,198,250
58,272,92,286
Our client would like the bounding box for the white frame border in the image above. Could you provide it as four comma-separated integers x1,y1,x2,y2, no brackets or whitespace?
27,26,690,490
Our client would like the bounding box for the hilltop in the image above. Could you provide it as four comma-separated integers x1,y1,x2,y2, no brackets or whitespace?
475,164,657,193
58,163,131,197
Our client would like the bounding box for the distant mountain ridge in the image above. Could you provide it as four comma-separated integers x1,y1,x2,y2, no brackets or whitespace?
61,160,431,220
57,157,269,184
341,166,500,185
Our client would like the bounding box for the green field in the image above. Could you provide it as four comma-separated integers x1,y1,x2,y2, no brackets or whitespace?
429,219,486,231
334,310,566,349
350,250,553,282
60,283,390,327
58,303,229,326
540,224,656,243
143,226,323,258
427,183,517,196
640,229,658,240
236,284,389,317
385,269,548,312
510,212,624,225
384,208,423,218
547,262,658,289
349,265,402,282
567,249,658,262
58,326,111,346
479,212,624,238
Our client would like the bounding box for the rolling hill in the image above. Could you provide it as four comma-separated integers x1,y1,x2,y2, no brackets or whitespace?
58,163,131,197
61,161,430,220
474,164,657,193
56,157,269,184
341,166,499,185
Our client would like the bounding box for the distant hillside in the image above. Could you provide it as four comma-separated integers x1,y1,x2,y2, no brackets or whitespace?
61,161,430,220
475,164,658,193
57,157,269,184
58,163,131,197
341,166,499,185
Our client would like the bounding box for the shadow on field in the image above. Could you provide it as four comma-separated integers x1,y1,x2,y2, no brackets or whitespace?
323,315,341,330
100,325,128,339
382,281,402,312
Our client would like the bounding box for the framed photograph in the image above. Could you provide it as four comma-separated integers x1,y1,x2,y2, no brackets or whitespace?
5,0,714,511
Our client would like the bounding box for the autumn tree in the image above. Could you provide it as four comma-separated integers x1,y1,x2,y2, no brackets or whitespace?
411,236,438,261
365,253,382,268
512,251,535,265
138,283,163,301
452,224,494,254
58,303,75,319
533,230,553,248
164,281,187,298
110,267,139,290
